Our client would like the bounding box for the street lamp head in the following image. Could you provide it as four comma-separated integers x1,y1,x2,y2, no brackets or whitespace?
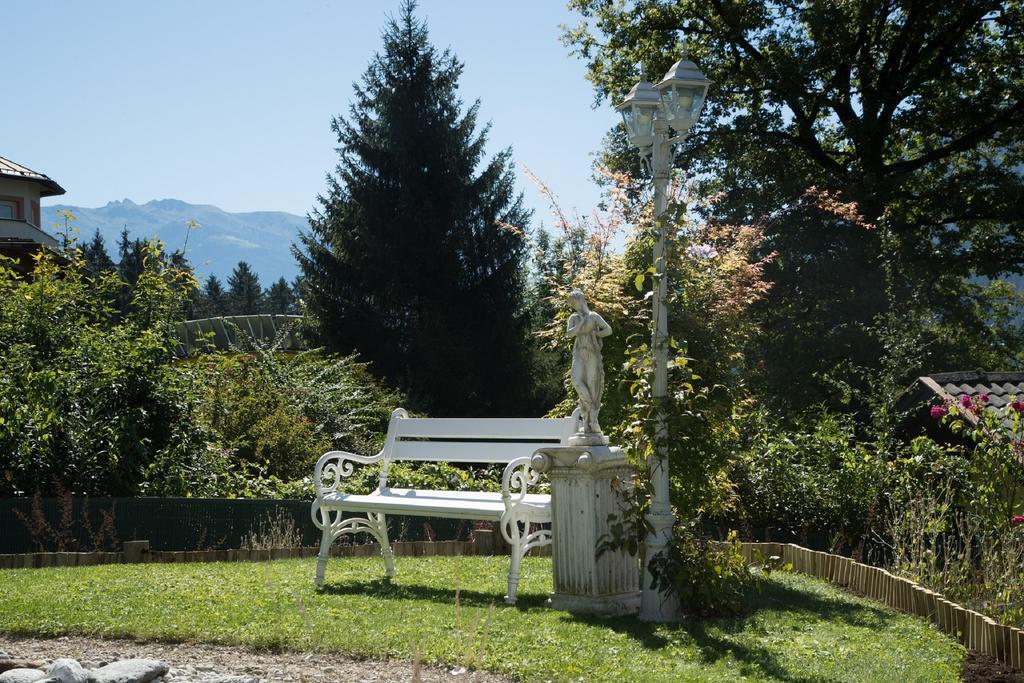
656,57,711,133
616,77,660,150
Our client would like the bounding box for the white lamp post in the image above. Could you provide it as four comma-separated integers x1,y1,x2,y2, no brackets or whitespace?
616,56,710,622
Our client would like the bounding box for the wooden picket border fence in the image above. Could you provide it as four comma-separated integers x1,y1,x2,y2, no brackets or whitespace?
732,541,1023,671
0,528,551,571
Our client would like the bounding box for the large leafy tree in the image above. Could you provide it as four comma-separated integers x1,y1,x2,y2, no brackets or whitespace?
565,0,1024,408
295,1,533,416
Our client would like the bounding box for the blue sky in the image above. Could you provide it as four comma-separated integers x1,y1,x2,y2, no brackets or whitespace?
2,1,619,232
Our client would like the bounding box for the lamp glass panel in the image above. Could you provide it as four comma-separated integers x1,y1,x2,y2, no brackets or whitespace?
621,108,635,131
633,105,655,137
661,83,706,127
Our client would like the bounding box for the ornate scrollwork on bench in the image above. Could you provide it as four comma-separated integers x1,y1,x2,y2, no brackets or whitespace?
501,456,552,550
501,455,546,506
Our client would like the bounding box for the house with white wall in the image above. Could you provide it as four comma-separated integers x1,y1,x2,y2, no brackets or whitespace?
0,155,65,272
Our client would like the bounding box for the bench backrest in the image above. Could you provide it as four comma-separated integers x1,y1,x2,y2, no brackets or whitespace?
383,409,582,466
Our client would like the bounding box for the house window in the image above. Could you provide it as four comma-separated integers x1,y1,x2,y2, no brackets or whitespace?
0,196,23,220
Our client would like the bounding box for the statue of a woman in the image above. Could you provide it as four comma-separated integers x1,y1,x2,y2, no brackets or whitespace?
566,290,612,438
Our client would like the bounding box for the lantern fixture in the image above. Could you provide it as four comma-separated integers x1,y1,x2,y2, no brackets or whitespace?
655,57,711,133
615,77,660,150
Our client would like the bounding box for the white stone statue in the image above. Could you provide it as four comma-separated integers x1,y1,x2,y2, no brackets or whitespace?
566,290,612,440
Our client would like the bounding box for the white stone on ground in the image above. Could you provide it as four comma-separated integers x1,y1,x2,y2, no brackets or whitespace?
46,659,88,683
0,669,49,683
90,659,169,683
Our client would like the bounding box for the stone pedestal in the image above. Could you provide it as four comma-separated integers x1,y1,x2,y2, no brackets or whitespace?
532,445,641,616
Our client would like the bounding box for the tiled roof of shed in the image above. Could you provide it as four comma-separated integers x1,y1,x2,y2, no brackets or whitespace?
0,156,65,197
916,371,1024,429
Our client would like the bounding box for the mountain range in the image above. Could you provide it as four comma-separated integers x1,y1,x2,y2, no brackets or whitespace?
42,199,307,284
39,200,1024,308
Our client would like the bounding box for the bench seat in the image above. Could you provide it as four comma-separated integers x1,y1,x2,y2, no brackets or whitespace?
311,407,580,603
321,488,551,521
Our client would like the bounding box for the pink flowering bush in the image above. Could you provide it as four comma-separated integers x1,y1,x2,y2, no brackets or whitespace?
897,396,1024,627
933,395,1024,526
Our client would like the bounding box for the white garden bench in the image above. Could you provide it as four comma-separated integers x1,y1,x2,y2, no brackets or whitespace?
311,408,581,603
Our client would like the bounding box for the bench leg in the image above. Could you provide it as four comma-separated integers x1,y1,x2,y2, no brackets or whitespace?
315,525,332,587
504,518,524,604
375,512,396,577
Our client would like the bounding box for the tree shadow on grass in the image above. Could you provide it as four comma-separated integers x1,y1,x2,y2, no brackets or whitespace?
682,624,823,683
319,574,906,681
739,575,894,628
568,612,821,683
316,577,549,609
563,576,905,681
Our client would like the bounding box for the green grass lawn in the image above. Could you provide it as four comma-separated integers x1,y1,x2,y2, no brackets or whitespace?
0,555,962,682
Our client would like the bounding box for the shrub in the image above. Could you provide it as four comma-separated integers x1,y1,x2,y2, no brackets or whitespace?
191,341,403,491
648,526,759,617
0,247,208,496
939,395,1024,527
533,172,773,520
885,397,1024,627
728,407,887,550
889,485,1024,628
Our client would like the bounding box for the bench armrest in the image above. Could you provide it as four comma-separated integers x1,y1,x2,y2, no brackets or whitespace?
313,449,383,499
501,455,545,505
313,407,408,503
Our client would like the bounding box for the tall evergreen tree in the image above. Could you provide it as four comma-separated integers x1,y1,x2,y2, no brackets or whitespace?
290,275,305,312
227,261,262,315
263,277,295,315
295,1,533,417
81,229,115,276
195,275,228,318
115,228,148,315
117,228,146,285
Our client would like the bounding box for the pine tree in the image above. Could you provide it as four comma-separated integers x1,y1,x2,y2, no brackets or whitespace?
196,275,228,317
166,250,198,320
227,261,261,315
81,229,115,276
290,275,304,312
263,277,295,315
294,1,533,417
115,228,147,314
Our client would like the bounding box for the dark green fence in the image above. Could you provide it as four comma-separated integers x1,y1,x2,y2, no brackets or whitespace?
0,497,472,554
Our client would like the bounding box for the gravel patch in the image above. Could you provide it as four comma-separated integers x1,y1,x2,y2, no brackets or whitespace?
0,634,510,683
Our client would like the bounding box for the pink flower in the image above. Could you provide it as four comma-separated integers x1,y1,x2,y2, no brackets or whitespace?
1011,400,1024,413
980,393,990,403
1013,516,1024,525
961,395,972,408
930,405,948,419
